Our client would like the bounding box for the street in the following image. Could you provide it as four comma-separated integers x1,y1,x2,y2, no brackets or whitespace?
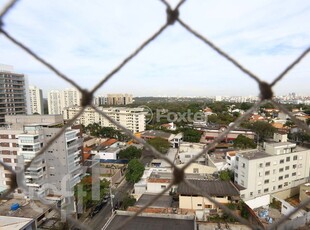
83,179,133,230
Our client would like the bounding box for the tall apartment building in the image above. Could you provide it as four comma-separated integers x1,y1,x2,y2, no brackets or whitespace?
29,85,44,114
93,95,107,106
63,106,146,133
47,90,62,115
0,64,30,125
234,134,310,201
47,88,81,115
107,93,133,105
0,115,82,201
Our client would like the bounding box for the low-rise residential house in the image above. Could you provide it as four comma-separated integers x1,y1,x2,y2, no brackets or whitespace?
199,125,255,144
234,134,310,201
160,122,176,131
178,180,240,219
206,152,227,171
140,130,183,148
176,163,216,175
178,142,206,164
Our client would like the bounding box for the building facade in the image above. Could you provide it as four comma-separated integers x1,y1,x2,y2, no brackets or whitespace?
234,138,310,201
63,106,146,133
29,85,44,114
0,115,82,200
0,64,30,125
48,88,81,115
107,94,133,105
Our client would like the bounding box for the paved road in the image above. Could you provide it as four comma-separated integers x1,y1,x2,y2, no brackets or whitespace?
83,148,154,230
83,180,133,230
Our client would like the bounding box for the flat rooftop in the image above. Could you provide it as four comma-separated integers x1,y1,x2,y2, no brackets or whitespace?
0,198,52,220
135,194,172,208
105,214,195,230
238,150,271,160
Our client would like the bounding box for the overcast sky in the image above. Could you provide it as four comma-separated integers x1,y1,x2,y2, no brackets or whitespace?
0,0,309,97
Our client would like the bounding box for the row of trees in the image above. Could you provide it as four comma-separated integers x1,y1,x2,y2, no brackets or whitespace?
83,123,130,141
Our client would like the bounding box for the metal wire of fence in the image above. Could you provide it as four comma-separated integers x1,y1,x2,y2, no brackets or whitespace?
0,0,310,229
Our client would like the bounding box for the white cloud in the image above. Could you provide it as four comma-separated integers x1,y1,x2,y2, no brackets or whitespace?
0,0,309,97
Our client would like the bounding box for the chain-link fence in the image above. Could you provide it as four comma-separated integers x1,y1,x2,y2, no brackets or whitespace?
0,0,310,229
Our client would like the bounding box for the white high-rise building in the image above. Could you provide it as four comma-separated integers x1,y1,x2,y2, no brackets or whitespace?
61,88,82,108
29,85,44,114
48,88,81,115
63,106,146,133
48,90,62,115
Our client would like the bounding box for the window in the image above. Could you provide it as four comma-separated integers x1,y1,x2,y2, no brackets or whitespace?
286,157,290,162
284,182,288,186
292,172,296,176
205,204,212,208
185,155,191,158
293,164,297,169
3,158,11,163
264,188,269,193
285,174,289,179
265,162,271,167
280,159,284,164
197,204,202,207
250,192,253,196
264,179,269,184
193,168,199,173
235,173,238,178
161,185,167,189
259,163,263,168
242,163,245,168
279,176,283,180
278,184,283,189
279,168,284,172
258,190,261,194
293,155,298,160
285,166,289,170
236,156,239,161
265,171,270,176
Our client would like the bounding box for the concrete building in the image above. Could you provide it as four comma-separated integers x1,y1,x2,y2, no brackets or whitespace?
93,95,107,106
63,106,146,133
0,64,30,125
47,88,81,115
0,115,82,202
107,93,133,105
29,85,44,115
178,143,206,164
47,90,61,115
234,134,310,201
178,180,239,219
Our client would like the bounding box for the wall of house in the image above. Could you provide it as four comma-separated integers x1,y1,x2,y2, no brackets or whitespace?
179,195,229,210
146,182,171,194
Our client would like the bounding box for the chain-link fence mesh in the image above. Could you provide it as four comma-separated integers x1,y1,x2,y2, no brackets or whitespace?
0,0,310,229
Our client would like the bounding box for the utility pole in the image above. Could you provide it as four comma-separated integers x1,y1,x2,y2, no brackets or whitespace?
110,186,114,215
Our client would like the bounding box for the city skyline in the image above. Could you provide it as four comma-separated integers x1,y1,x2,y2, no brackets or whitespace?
0,0,309,97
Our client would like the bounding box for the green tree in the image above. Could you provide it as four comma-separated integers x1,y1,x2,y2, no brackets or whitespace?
181,128,202,143
250,121,276,141
240,102,252,111
119,146,142,160
147,137,170,154
125,159,145,183
306,118,310,126
219,169,234,181
233,134,256,149
74,176,110,210
121,193,136,210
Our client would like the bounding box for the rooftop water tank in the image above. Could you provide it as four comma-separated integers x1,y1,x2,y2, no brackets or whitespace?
11,203,20,211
